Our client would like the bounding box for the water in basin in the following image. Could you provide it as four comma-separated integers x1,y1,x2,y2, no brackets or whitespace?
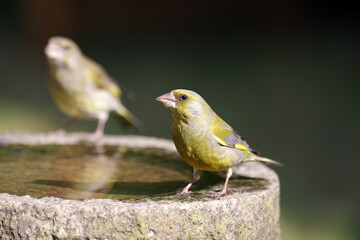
0,144,268,201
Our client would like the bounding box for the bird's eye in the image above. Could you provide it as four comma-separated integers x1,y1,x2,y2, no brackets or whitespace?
63,45,71,50
181,94,188,100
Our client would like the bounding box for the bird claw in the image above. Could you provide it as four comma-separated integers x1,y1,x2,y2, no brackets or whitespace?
86,132,103,143
210,191,227,198
47,129,66,137
177,190,192,196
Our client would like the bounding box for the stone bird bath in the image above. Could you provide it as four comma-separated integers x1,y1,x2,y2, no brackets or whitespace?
0,133,281,239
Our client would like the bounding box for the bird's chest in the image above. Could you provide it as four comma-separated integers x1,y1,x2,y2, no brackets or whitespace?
51,69,86,93
171,120,224,170
47,68,103,117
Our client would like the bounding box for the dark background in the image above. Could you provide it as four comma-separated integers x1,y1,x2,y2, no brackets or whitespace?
0,1,359,239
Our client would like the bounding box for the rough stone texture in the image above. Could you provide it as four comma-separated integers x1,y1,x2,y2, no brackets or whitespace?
0,133,281,240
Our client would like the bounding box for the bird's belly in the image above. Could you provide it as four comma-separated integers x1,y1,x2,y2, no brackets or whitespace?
172,125,238,171
48,78,119,119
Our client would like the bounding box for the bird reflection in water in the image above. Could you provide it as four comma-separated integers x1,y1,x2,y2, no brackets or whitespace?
65,147,120,199
42,145,122,200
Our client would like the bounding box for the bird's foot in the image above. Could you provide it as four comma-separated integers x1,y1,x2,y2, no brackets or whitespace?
176,189,192,196
86,132,103,143
210,191,227,198
47,128,66,136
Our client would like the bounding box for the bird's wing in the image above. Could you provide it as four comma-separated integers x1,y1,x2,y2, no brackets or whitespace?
85,58,123,98
210,117,258,154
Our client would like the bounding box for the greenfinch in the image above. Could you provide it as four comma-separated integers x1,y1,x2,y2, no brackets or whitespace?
156,89,282,197
45,36,141,141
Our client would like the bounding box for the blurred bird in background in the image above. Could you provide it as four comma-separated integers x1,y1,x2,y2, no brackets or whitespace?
45,36,141,141
156,89,282,197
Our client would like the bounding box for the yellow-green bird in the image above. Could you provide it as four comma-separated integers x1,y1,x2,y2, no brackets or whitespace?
45,36,141,141
156,89,282,197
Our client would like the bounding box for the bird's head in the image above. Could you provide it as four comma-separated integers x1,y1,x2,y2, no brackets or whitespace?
44,36,82,66
156,89,212,121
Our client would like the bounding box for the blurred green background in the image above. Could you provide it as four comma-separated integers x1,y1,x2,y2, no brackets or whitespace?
0,1,359,239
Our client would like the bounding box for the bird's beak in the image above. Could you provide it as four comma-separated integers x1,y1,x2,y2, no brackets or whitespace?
44,42,63,60
156,92,177,109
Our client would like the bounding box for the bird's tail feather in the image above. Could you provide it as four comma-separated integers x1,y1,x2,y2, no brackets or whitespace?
115,105,143,131
243,155,283,167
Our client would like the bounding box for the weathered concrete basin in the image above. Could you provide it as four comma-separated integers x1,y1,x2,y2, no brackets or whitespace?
0,133,281,239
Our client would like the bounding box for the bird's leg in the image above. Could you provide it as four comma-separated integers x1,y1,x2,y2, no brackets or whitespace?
180,167,201,195
51,118,77,136
212,168,233,197
88,118,107,142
